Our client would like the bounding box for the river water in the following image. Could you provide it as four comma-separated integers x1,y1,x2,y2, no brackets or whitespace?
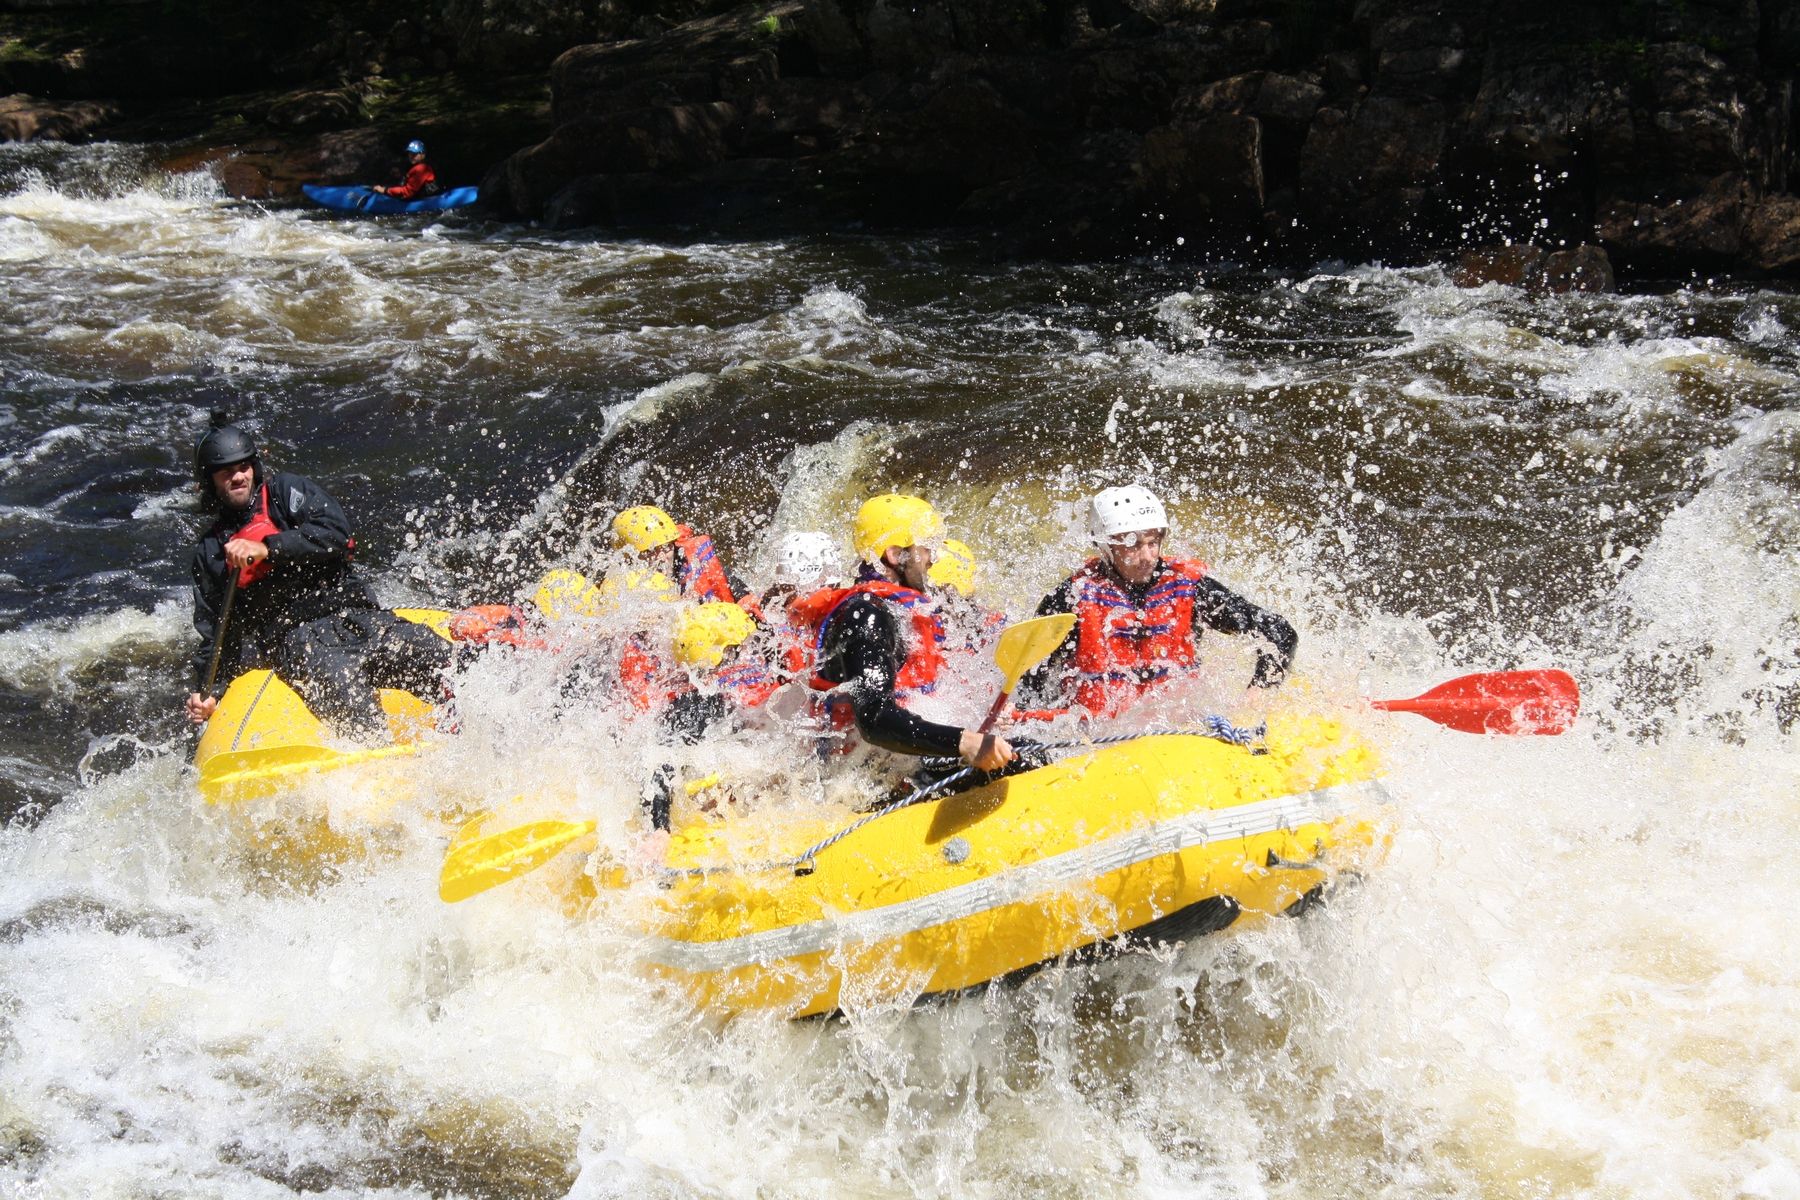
0,140,1796,1198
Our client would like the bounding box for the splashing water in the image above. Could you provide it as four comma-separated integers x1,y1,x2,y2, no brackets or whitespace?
0,146,1795,1199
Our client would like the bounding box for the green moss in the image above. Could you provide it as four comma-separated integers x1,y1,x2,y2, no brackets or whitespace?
0,37,57,67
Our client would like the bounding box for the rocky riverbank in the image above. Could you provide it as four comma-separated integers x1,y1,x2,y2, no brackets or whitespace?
5,0,1798,277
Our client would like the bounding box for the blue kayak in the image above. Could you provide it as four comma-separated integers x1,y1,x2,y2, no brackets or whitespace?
301,184,480,215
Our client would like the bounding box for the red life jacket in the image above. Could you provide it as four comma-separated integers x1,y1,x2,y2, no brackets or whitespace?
787,580,946,696
217,482,357,587
620,637,677,712
714,659,780,709
673,525,738,605
390,162,438,200
1070,556,1209,717
776,624,812,680
787,579,947,748
223,485,281,586
447,603,551,650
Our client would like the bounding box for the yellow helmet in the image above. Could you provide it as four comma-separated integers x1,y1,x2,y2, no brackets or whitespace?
597,568,678,609
672,601,757,668
532,569,604,620
611,505,680,553
851,494,945,562
927,538,976,596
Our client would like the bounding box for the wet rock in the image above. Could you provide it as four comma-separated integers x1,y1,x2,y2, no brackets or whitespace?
1744,196,1800,271
1190,72,1263,115
11,0,1769,272
0,94,121,143
1370,13,1468,97
1542,244,1616,292
1454,242,1615,293
1298,96,1446,239
1463,51,1631,178
265,87,363,133
1137,110,1265,225
1320,50,1366,100
1597,175,1748,264
1255,73,1326,130
1453,243,1546,288
160,127,394,201
495,102,739,216
1630,43,1752,188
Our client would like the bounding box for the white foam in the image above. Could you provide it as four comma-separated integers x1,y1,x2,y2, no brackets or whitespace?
0,599,189,698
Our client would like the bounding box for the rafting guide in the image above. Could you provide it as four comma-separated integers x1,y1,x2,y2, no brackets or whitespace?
184,412,451,739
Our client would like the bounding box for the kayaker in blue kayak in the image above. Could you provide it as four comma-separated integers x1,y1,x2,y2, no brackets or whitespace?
1018,485,1297,718
371,139,439,201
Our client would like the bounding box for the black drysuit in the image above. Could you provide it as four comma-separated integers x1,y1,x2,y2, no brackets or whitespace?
813,593,965,758
190,469,449,738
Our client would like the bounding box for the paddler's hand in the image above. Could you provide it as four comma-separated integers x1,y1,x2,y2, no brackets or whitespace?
958,729,1016,772
630,828,671,873
223,537,268,572
185,692,218,724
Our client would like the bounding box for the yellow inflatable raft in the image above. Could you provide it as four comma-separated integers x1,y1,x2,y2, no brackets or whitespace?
192,608,453,806
568,713,1393,1017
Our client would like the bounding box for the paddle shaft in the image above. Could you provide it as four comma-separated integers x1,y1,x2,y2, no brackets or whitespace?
200,572,239,697
977,689,1012,734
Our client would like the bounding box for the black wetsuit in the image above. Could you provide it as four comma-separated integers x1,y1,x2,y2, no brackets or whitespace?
814,591,964,758
190,469,450,737
1016,561,1298,709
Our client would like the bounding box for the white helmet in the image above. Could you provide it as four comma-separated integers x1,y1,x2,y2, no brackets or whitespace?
774,531,836,586
1089,485,1168,542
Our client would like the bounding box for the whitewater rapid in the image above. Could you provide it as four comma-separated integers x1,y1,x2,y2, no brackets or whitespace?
0,142,1795,1199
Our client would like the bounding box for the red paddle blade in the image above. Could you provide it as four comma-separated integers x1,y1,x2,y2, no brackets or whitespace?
1370,669,1580,735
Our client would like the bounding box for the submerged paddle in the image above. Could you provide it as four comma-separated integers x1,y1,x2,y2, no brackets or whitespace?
978,613,1076,732
439,812,599,903
1370,669,1579,735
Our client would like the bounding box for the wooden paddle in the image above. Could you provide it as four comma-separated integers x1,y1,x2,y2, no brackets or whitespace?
199,572,239,700
1369,669,1579,735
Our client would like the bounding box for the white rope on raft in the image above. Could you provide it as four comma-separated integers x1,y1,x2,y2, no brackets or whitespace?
658,717,1269,880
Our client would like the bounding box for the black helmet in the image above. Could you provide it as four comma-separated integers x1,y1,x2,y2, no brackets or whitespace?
194,409,259,480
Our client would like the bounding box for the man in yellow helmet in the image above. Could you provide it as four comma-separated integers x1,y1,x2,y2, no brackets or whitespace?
786,495,1015,772
610,505,746,606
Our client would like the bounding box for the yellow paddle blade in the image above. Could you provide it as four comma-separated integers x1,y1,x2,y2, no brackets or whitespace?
994,613,1076,691
439,813,597,903
198,742,425,807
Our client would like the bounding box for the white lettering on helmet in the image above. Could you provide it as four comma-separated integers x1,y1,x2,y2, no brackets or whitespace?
1088,485,1169,542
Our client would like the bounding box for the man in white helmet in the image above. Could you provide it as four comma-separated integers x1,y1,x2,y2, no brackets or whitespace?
754,530,840,684
1017,485,1297,718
